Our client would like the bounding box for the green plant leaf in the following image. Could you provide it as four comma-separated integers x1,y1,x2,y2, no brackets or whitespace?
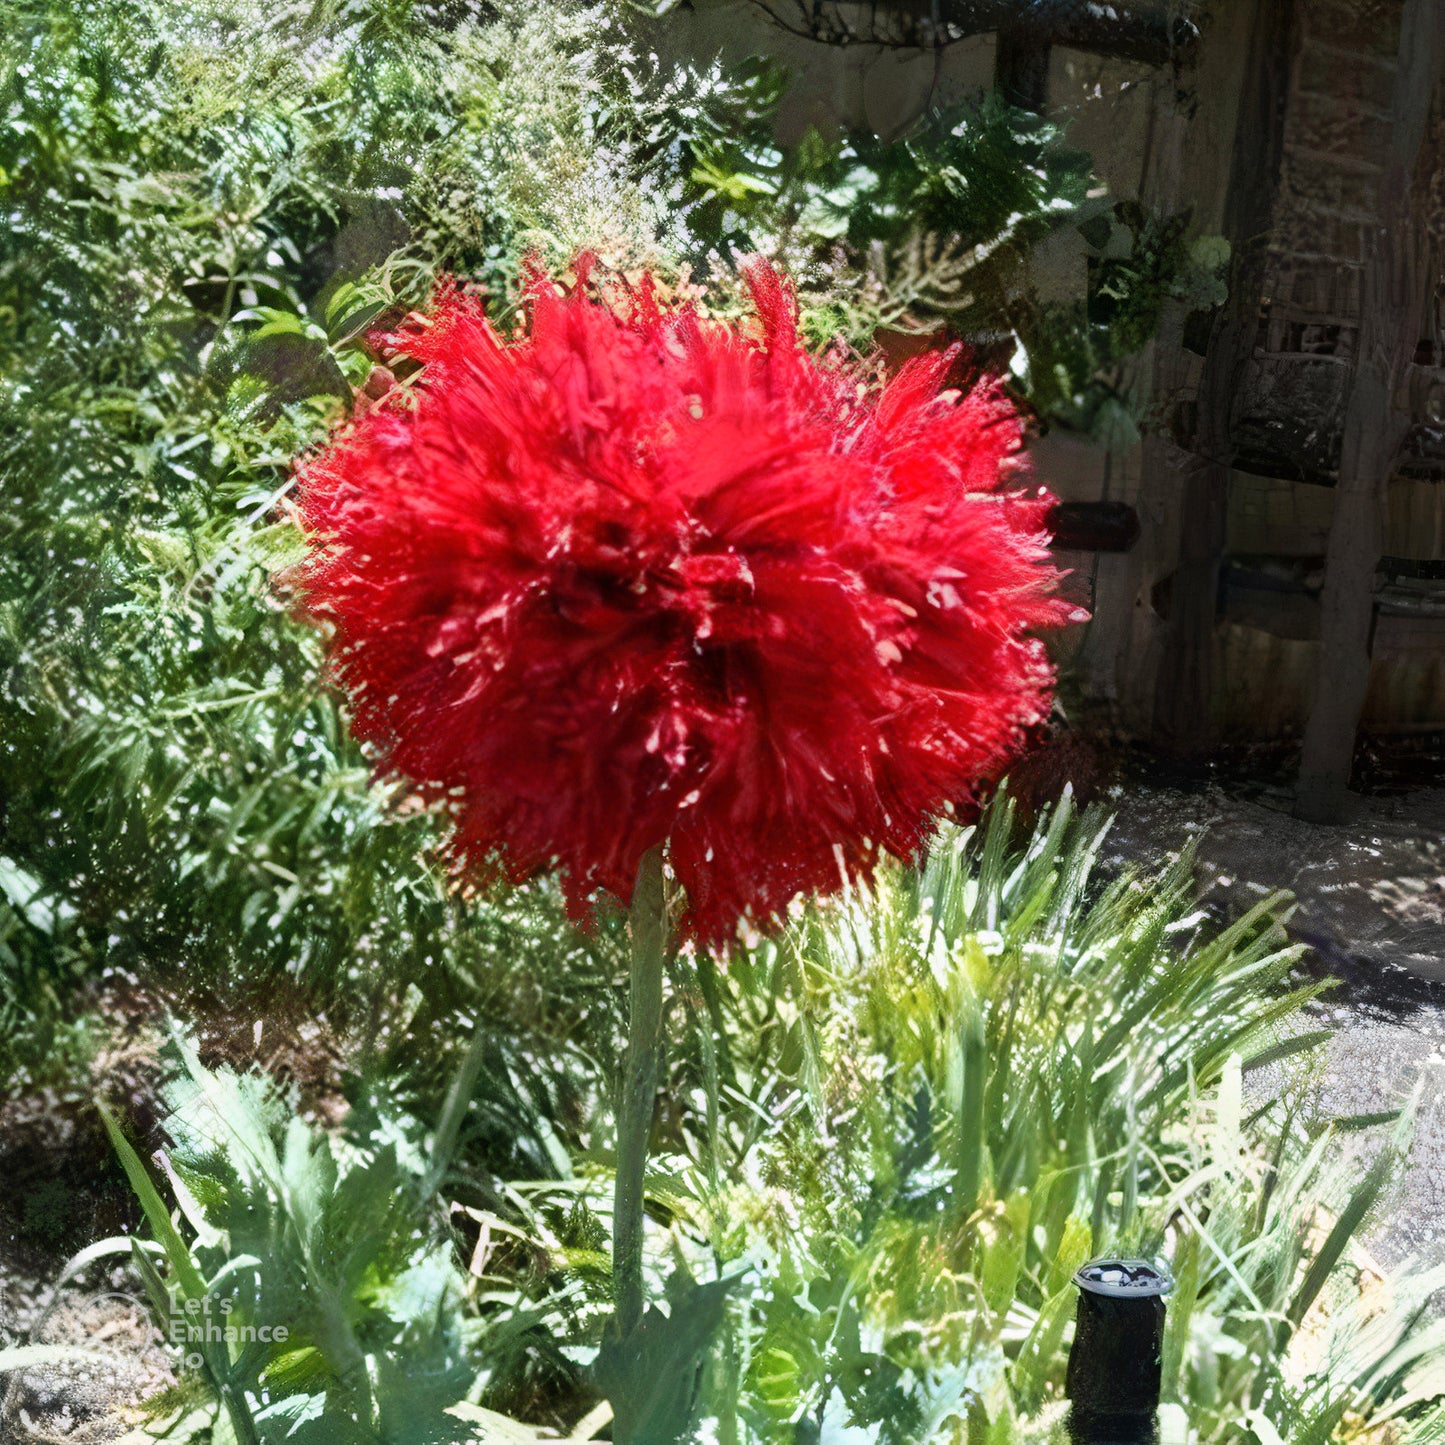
594,1275,738,1442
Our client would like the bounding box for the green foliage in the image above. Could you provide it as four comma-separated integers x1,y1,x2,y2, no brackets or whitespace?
1,4,1428,1441
595,1273,738,1442
645,45,1219,438
1019,207,1232,445
0,0,1212,1084
88,799,1445,1442
670,77,1097,343
675,66,1028,246
643,795,1442,1442
91,1034,592,1442
0,0,666,1078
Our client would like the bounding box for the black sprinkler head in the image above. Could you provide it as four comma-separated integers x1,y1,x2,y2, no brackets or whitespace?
1065,1258,1174,1445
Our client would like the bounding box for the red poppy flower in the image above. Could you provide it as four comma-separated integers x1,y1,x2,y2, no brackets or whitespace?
295,260,1073,945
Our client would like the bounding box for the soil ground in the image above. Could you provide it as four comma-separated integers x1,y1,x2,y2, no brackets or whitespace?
1101,771,1445,1271
0,982,349,1440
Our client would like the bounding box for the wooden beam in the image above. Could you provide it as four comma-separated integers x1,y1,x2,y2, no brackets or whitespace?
995,19,1052,109
1048,500,1141,552
990,0,1195,68
748,1,1196,66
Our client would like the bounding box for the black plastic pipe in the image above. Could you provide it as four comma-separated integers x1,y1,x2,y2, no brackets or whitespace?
1066,1258,1173,1445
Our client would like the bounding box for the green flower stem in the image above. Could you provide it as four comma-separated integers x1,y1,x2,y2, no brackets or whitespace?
612,844,672,1340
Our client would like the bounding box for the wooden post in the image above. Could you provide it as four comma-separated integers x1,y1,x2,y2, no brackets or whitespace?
1152,0,1297,754
1295,0,1441,821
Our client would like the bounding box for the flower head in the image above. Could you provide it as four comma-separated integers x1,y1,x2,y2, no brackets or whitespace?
296,260,1073,944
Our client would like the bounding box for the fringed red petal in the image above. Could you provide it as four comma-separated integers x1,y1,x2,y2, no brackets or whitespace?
295,261,1075,945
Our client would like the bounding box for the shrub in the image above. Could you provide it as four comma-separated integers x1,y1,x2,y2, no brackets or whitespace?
32,797,1441,1442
